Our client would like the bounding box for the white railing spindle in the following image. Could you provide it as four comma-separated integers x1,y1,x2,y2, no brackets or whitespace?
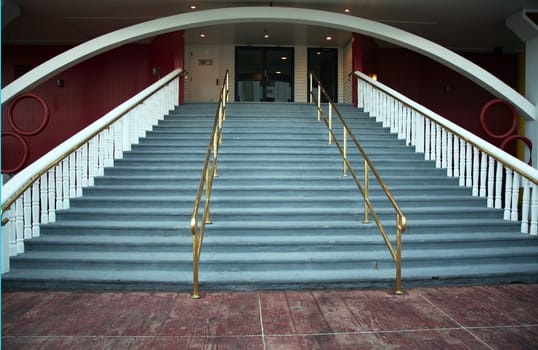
2,69,182,273
355,70,538,236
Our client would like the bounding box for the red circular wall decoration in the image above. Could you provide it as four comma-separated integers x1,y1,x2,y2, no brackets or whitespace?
8,93,50,136
3,93,50,173
479,99,517,140
2,131,30,174
480,98,532,166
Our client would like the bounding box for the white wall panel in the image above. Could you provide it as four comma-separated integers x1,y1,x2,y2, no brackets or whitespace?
343,39,353,104
294,46,308,103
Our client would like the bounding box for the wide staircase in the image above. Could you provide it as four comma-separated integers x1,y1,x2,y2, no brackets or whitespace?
3,102,538,291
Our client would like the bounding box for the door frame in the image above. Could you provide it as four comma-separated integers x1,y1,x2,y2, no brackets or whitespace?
235,46,295,102
307,47,338,102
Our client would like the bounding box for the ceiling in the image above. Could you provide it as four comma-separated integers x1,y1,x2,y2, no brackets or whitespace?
3,0,538,52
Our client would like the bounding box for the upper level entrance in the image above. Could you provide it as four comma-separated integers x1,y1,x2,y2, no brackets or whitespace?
235,46,294,102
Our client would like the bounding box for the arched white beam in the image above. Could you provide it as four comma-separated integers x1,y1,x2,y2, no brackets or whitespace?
2,6,535,120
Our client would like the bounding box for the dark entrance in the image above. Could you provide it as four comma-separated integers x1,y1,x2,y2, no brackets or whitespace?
235,47,294,102
308,48,338,102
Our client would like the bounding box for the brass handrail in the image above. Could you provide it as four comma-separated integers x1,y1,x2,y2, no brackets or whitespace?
310,73,407,295
190,70,229,299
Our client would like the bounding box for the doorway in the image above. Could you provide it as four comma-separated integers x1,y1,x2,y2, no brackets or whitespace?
188,46,222,102
235,47,294,102
308,48,338,102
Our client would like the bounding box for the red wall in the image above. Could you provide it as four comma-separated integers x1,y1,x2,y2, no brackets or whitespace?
2,31,184,174
353,34,521,154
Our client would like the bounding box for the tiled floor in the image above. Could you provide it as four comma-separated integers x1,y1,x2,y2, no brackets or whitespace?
3,284,538,349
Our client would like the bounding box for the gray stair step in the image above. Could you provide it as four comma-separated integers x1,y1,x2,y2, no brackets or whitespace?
5,102,536,292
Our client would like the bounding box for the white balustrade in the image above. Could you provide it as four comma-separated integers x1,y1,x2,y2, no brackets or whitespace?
356,71,538,235
2,69,182,272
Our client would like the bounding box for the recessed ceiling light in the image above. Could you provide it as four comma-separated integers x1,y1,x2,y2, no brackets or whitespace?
326,36,333,41
264,33,270,38
345,9,350,13
190,5,196,9
200,33,206,38
281,56,288,60
275,71,281,74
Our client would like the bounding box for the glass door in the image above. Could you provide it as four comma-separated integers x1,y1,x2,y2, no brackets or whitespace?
236,47,294,102
308,48,338,102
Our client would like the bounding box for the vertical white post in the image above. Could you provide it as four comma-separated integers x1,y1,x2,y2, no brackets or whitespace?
424,119,431,160
40,172,49,224
435,124,441,168
414,112,424,153
511,173,520,221
453,136,460,178
487,156,495,208
472,147,479,196
122,116,131,152
88,137,97,186
479,152,487,198
7,206,17,256
521,178,530,233
504,168,513,220
530,183,537,235
75,148,83,196
459,139,466,187
97,133,105,176
48,168,56,222
62,158,70,209
495,162,503,209
405,107,411,145
69,153,77,198
440,128,447,169
465,144,473,187
23,190,32,240
446,132,453,177
2,208,10,272
15,197,24,253
32,181,40,237
55,162,63,210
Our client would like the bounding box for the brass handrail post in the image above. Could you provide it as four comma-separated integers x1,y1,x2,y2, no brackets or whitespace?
205,166,212,224
190,70,229,299
328,103,333,144
309,72,407,295
309,73,313,104
192,229,201,299
318,83,321,122
395,215,403,295
343,127,348,177
363,160,370,223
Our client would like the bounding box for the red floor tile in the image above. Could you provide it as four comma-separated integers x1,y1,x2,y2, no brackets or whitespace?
261,289,458,335
151,335,264,350
3,284,538,349
470,325,538,350
3,292,74,336
375,329,490,350
420,285,538,327
159,292,261,337
121,292,178,336
260,291,333,335
265,333,393,350
2,336,49,350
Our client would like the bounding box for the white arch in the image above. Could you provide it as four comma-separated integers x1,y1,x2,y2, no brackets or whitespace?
2,6,535,120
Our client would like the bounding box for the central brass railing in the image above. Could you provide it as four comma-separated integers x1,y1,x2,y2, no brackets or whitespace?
310,73,407,294
190,70,229,299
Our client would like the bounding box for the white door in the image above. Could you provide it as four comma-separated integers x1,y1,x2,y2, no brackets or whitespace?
188,46,221,102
